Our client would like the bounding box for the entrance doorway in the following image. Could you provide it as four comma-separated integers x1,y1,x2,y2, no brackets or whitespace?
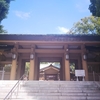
69,53,82,81
39,62,60,81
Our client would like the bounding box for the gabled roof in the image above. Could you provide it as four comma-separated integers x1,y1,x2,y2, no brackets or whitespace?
40,64,59,72
0,34,100,41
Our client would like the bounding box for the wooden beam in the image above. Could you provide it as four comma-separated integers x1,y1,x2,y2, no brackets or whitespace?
85,43,100,46
37,53,63,57
0,61,12,64
0,40,100,44
87,62,100,65
1,48,83,54
19,43,64,46
69,50,82,53
36,49,82,54
39,57,61,62
68,43,83,46
21,56,30,59
17,49,31,53
35,49,64,53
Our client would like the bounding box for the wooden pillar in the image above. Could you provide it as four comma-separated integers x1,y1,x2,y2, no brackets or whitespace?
37,60,40,80
62,58,65,80
29,59,34,80
21,60,25,77
16,55,22,79
82,53,88,81
64,45,70,81
29,55,35,80
10,44,19,80
10,54,17,80
43,71,45,80
34,55,38,80
65,57,70,81
60,61,63,80
81,45,88,81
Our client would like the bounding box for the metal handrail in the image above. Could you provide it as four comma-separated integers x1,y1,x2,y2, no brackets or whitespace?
93,71,95,81
3,74,26,100
93,71,100,81
95,73,100,81
93,71,100,89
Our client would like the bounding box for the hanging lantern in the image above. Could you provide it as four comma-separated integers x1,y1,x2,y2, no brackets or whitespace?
30,54,34,60
83,54,87,60
66,54,69,60
12,53,16,59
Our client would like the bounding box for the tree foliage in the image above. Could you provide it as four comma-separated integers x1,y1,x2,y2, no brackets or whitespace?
25,62,30,75
0,25,7,33
89,0,100,17
69,16,100,35
0,0,12,33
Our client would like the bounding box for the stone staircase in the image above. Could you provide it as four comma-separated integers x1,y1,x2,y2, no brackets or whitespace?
0,81,100,100
0,81,18,100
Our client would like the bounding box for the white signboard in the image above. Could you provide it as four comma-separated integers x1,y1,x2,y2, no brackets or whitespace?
75,70,85,77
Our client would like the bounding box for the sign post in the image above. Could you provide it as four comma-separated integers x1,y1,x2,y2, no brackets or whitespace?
75,70,85,81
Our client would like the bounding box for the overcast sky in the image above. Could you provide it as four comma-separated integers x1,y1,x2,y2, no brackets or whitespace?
2,0,91,34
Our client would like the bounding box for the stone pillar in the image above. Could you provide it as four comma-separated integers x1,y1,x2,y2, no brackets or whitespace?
65,56,70,81
29,54,35,80
10,54,17,80
82,53,88,81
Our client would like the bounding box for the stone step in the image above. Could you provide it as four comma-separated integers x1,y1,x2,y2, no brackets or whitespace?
18,89,100,93
22,81,95,85
21,82,96,88
2,92,100,97
0,84,15,87
17,92,86,96
22,85,97,88
20,82,99,88
1,81,100,100
20,87,98,91
22,82,95,85
16,92,100,96
0,81,96,85
0,80,18,82
1,95,100,100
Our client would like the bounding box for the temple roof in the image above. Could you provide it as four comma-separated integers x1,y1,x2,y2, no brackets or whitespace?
40,64,59,72
0,34,100,41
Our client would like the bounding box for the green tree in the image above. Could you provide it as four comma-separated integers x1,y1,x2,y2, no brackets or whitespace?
89,0,100,17
69,16,100,35
0,25,7,33
25,62,30,75
0,0,13,33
